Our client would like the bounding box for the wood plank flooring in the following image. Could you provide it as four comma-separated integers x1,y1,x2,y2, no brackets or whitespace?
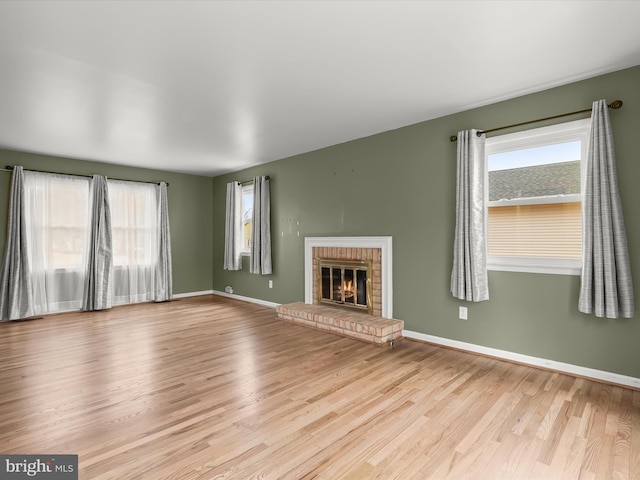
0,294,638,479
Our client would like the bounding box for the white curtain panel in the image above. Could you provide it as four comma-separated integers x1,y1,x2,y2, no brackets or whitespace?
108,180,158,305
579,100,634,318
1,169,173,320
250,176,272,275
82,175,114,311
451,129,489,302
154,182,173,302
24,171,91,314
224,181,242,270
0,166,35,321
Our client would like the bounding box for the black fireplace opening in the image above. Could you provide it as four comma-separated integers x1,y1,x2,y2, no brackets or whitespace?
318,258,372,314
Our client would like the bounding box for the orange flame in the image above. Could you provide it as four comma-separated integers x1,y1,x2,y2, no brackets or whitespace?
343,280,354,297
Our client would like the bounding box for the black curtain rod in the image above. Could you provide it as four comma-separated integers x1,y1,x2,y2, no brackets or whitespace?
3,165,169,186
239,176,270,186
449,100,623,142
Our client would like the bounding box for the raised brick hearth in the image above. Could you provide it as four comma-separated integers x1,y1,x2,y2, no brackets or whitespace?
276,302,403,346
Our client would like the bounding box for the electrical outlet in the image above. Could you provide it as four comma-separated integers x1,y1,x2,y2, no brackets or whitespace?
268,280,273,289
225,286,233,294
459,306,468,320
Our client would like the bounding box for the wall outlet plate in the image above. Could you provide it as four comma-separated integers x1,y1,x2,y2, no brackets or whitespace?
459,306,468,320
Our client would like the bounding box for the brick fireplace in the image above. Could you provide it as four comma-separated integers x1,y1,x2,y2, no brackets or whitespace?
304,236,393,318
276,236,400,345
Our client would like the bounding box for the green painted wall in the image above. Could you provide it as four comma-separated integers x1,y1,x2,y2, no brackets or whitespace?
212,65,640,378
1,67,637,378
0,149,214,295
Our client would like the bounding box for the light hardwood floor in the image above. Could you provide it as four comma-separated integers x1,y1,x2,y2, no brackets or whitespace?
1,295,638,479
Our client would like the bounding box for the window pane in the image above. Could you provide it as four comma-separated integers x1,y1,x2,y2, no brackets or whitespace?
108,181,157,266
488,202,582,258
24,173,90,270
488,141,581,171
242,187,253,251
49,181,90,269
489,142,581,202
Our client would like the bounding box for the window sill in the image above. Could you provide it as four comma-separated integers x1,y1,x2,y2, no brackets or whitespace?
488,256,581,276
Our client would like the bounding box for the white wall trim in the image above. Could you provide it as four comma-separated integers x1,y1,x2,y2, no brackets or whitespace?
403,329,640,390
304,236,393,318
488,257,581,276
173,290,215,299
211,290,280,309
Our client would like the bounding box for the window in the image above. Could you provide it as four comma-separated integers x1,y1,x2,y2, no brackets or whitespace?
108,180,158,267
240,183,253,255
20,172,166,313
24,173,90,271
486,118,590,275
108,180,161,305
23,172,91,312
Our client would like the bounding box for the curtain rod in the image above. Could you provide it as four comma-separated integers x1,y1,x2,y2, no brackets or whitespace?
239,176,270,186
449,100,623,142
2,166,169,186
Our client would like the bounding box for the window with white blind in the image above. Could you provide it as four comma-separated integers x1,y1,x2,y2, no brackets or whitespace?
486,118,590,275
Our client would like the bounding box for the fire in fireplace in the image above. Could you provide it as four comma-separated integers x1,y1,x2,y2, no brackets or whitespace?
317,258,373,314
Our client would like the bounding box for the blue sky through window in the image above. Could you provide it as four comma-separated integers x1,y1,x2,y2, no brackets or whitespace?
242,191,253,222
488,141,581,171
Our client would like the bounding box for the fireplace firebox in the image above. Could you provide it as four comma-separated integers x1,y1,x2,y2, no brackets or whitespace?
317,258,373,314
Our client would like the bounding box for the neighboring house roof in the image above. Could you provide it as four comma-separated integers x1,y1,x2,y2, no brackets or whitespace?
489,160,580,201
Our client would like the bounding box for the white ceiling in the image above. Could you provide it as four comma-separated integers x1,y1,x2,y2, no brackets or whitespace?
1,1,639,177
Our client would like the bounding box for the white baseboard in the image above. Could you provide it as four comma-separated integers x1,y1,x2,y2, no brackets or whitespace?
403,329,640,390
173,290,215,299
211,290,280,309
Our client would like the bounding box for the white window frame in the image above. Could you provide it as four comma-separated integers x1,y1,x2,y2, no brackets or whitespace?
485,118,590,275
240,182,253,256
